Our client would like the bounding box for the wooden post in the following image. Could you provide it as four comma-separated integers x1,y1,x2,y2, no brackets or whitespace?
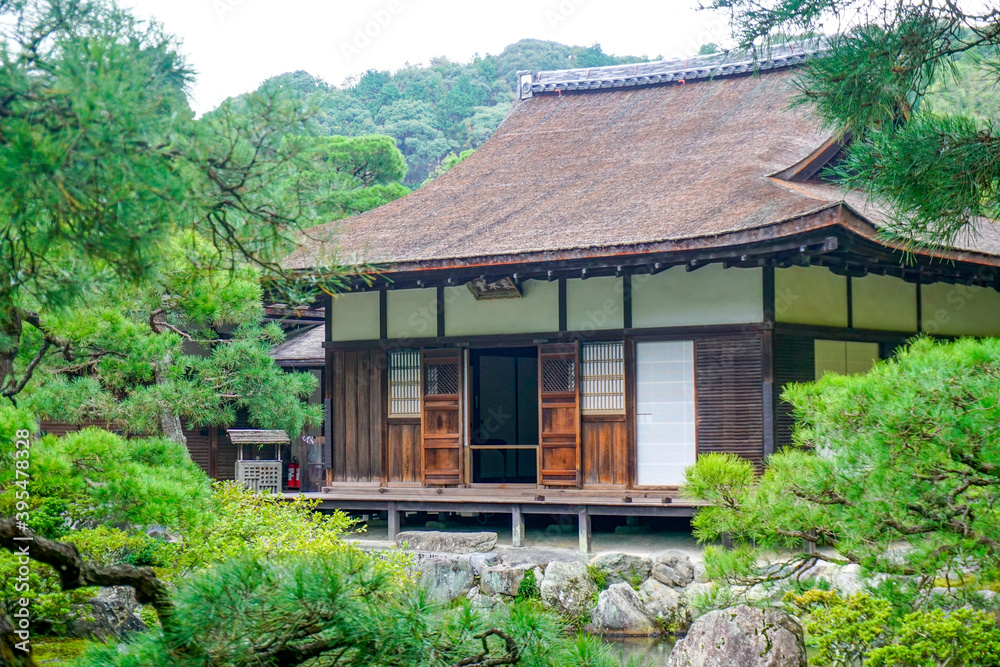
512,505,525,548
387,502,400,541
578,507,591,554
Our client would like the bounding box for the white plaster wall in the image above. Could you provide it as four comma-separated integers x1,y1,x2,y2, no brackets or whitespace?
852,273,918,332
775,266,848,327
566,276,624,331
444,279,559,336
330,291,379,341
921,282,1000,337
631,265,763,328
386,288,438,340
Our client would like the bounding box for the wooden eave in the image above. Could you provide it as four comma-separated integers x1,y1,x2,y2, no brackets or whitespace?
326,205,1000,294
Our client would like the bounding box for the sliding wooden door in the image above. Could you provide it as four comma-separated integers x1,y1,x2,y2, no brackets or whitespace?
421,348,463,485
538,343,581,486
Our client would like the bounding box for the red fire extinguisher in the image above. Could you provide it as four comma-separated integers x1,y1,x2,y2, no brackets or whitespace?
287,459,300,489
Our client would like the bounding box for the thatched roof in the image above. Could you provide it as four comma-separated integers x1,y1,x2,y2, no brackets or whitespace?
284,51,1000,273
271,325,324,366
227,429,290,445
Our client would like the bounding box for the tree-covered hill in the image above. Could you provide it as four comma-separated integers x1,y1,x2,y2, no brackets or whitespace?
219,40,651,185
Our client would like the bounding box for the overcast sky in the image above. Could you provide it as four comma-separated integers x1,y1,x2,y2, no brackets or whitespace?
119,0,734,114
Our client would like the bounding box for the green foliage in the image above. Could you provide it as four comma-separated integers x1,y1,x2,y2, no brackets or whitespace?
516,568,540,601
174,482,361,570
626,565,644,591
72,554,630,667
785,590,893,666
0,524,169,636
0,419,212,534
586,564,608,592
17,236,323,439
685,338,1000,588
0,0,364,404
706,0,1000,246
232,40,647,186
783,590,1000,667
868,608,1000,667
422,148,475,187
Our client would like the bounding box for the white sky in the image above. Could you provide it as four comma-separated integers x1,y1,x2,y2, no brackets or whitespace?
120,0,734,115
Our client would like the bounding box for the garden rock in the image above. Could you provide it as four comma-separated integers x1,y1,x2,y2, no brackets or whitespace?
651,550,695,587
832,564,863,596
396,531,497,554
480,564,532,598
589,583,660,636
667,605,807,667
494,546,584,568
639,578,690,631
68,586,146,639
589,552,652,586
415,556,475,601
539,560,597,618
693,561,710,583
467,586,500,611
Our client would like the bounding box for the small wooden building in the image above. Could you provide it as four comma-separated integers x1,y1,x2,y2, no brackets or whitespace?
283,44,1000,547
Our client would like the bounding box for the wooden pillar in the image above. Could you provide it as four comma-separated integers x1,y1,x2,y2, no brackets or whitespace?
387,501,400,541
512,505,525,547
578,507,592,554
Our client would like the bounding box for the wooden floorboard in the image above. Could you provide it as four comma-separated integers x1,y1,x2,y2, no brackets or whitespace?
287,485,702,514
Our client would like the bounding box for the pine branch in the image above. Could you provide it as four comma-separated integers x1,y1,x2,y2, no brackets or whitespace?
0,518,175,629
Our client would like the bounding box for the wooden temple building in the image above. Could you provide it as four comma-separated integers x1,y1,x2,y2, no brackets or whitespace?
279,43,1000,550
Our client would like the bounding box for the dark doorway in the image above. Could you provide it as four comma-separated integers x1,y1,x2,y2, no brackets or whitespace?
469,347,539,483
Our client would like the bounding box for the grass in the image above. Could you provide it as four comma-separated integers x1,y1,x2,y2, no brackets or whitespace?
33,638,92,665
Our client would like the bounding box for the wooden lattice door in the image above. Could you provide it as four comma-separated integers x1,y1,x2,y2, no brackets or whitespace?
538,342,581,486
421,348,463,485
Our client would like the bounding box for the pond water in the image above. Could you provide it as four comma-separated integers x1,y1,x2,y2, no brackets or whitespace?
602,637,674,666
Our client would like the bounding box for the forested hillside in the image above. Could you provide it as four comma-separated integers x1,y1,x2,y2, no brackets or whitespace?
221,37,993,189
220,40,649,185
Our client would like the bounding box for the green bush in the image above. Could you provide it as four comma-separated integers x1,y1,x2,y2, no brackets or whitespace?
868,608,1000,667
73,553,636,667
516,568,539,601
783,590,893,666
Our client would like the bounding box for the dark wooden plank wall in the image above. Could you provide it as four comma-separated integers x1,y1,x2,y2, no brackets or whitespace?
387,419,421,484
695,334,765,465
184,428,212,474
330,347,385,484
773,335,815,449
581,416,628,487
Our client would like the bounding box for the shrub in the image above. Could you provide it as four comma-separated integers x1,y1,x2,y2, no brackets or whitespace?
783,590,893,666
868,608,1000,667
73,553,634,667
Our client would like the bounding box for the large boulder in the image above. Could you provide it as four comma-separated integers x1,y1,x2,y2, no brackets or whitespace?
68,587,146,639
831,564,864,597
589,552,652,587
539,560,597,618
667,605,807,667
589,583,660,636
639,578,691,632
396,531,497,554
415,556,475,601
493,546,585,568
651,550,695,588
480,564,540,598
